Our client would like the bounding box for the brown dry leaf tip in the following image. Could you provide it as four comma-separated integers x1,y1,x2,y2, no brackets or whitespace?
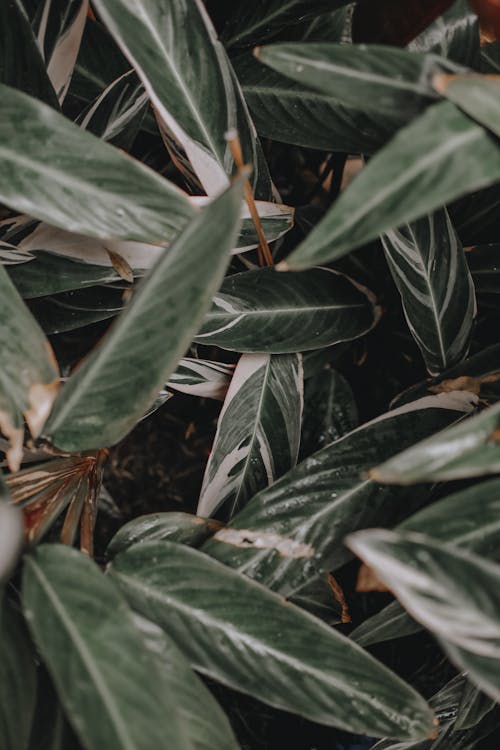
214,528,314,559
489,427,500,442
253,46,262,60
275,260,290,272
25,380,60,439
327,574,351,624
430,373,500,397
0,410,24,472
105,248,134,284
356,563,390,593
432,73,455,95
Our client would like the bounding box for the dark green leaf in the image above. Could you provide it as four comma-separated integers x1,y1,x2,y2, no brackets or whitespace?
8,252,120,298
408,0,479,68
109,540,435,740
434,73,500,138
107,513,221,557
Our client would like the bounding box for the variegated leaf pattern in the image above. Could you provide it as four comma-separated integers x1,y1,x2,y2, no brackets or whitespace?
92,0,272,198
381,209,476,376
33,0,88,102
167,358,234,401
197,353,303,520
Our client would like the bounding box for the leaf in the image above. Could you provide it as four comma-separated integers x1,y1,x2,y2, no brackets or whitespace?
392,342,500,408
282,101,500,269
256,43,455,118
0,598,38,750
299,368,358,459
195,267,380,353
481,41,500,73
132,614,239,750
350,477,500,646
166,358,234,401
109,540,435,740
0,481,24,583
408,0,480,68
0,0,58,106
92,0,271,198
0,83,194,243
44,179,244,452
22,544,201,750
221,0,352,48
33,0,88,102
467,243,500,295
347,529,500,703
381,208,476,376
197,353,303,520
202,392,476,597
235,52,400,154
288,574,344,626
107,513,222,557
76,70,149,150
0,264,59,467
371,400,500,483
434,72,500,138
455,681,496,731
29,290,122,336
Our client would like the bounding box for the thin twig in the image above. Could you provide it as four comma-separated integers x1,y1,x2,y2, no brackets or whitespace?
225,128,274,266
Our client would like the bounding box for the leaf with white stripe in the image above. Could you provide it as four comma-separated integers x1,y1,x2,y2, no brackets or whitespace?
381,209,476,376
347,529,500,704
202,392,476,596
43,178,244,452
22,544,201,750
167,358,234,401
434,73,500,139
283,101,500,269
109,540,435,740
195,266,380,353
33,0,88,102
0,84,194,244
197,353,303,520
92,0,272,198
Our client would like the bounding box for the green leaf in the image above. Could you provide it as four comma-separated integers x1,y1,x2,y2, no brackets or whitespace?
92,0,271,198
107,512,221,558
283,101,500,269
299,368,358,459
221,0,351,48
235,52,398,154
0,598,38,750
109,540,435,740
22,544,203,750
76,70,149,150
44,179,244,451
348,529,500,703
408,0,479,68
166,358,233,401
467,244,500,296
480,42,500,74
195,267,380,353
381,208,476,376
197,353,303,520
0,264,59,467
0,84,194,243
434,73,500,139
132,614,239,750
351,477,500,646
8,252,120,298
371,400,500,483
0,490,24,583
32,0,88,102
0,0,58,106
455,681,496,731
256,44,454,117
202,392,476,596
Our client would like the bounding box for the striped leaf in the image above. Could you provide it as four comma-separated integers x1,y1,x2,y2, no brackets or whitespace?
348,529,500,704
197,353,303,520
408,0,480,67
93,0,272,198
33,0,88,102
109,541,435,740
434,72,500,139
283,101,500,269
202,392,476,596
0,84,194,244
195,267,380,353
381,209,476,376
167,358,234,401
107,513,221,557
256,44,455,118
44,178,243,452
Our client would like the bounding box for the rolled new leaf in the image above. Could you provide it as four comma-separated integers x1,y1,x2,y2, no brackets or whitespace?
195,266,380,353
109,540,435,740
348,529,500,703
197,353,303,519
203,392,476,597
283,101,500,269
44,178,244,451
